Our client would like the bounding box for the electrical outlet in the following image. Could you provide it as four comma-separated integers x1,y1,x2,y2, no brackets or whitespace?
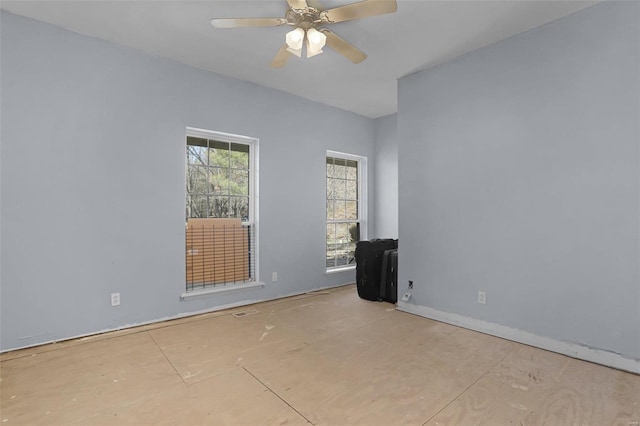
111,292,120,306
408,280,413,289
401,292,411,302
272,272,278,282
478,291,486,305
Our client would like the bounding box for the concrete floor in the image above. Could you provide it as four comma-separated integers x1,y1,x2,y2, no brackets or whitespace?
1,284,638,425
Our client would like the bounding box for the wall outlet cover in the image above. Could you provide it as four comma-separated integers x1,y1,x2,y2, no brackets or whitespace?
111,292,120,306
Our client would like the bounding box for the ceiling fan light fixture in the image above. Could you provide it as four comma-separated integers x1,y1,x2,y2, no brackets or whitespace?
285,27,305,50
305,28,326,58
306,28,326,50
306,42,323,58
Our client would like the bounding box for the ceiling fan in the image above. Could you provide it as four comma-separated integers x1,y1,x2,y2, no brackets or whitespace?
211,0,397,68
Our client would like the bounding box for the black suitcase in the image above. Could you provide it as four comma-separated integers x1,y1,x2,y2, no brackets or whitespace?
379,249,398,303
355,239,398,301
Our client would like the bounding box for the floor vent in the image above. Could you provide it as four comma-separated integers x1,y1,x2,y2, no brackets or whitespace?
232,309,259,318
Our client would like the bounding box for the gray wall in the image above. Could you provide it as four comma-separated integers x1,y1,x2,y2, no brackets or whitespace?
398,2,639,360
373,113,398,239
0,11,376,351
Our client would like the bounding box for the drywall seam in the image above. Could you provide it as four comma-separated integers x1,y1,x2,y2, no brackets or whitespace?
397,301,640,374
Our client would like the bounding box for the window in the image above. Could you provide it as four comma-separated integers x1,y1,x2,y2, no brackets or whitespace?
185,128,258,291
326,151,366,271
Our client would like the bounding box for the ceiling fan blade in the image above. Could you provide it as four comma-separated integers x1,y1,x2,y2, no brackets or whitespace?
320,29,367,63
321,0,397,24
211,18,287,28
287,0,308,10
271,44,292,68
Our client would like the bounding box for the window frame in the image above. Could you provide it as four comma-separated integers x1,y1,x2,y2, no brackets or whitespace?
326,150,367,273
184,127,260,291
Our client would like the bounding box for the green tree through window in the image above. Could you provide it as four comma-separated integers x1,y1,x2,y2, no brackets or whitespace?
186,137,250,221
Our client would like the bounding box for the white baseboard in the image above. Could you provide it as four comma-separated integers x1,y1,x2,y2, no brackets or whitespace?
397,301,639,375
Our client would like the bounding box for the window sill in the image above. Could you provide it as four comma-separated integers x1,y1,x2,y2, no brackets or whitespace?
325,265,356,275
181,281,265,301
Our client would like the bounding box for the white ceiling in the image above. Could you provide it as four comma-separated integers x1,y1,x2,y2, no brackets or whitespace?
2,0,597,118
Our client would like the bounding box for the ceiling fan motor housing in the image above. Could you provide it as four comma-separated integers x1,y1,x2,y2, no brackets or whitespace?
286,7,324,29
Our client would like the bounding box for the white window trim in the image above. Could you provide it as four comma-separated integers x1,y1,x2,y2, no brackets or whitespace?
181,282,265,301
326,150,367,272
185,127,260,289
325,265,356,275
